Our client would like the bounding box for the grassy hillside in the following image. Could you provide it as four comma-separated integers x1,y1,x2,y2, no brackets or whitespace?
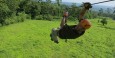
0,19,115,58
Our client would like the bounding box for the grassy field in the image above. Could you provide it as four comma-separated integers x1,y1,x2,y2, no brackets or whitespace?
0,19,115,58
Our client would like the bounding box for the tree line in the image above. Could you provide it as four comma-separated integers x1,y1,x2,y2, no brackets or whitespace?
0,0,115,26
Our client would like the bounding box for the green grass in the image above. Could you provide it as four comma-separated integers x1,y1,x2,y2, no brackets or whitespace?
0,19,115,58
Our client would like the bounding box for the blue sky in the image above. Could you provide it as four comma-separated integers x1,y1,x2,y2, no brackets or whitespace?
52,0,115,7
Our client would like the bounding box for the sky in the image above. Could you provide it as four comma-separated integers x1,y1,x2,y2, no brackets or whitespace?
52,0,115,7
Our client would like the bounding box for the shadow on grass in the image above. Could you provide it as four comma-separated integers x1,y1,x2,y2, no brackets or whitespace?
97,25,115,30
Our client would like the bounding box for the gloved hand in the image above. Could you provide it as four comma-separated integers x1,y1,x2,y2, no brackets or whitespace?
63,11,68,17
83,2,92,10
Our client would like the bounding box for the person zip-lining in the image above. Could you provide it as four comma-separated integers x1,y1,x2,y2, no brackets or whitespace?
50,2,92,44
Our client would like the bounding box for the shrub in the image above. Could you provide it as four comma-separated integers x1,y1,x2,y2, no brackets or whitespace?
43,15,47,20
68,16,76,21
4,13,27,25
35,15,43,20
4,19,10,25
43,15,53,21
53,16,60,19
10,18,15,24
26,14,31,19
5,18,15,25
101,18,107,26
18,13,27,22
46,14,53,21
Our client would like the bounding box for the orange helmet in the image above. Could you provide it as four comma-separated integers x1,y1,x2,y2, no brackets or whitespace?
79,19,91,29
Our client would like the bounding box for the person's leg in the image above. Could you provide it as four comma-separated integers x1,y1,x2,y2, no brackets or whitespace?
50,28,60,43
50,12,68,43
50,17,67,43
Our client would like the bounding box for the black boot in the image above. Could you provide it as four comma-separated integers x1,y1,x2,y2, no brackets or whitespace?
50,34,53,41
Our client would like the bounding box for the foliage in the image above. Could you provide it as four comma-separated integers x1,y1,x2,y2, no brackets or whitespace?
68,16,76,21
35,15,43,20
100,18,108,26
4,13,27,25
0,1,11,25
43,14,53,21
0,0,115,26
17,12,27,22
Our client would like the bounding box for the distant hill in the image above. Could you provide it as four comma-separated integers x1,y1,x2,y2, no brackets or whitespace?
34,0,114,13
61,1,114,12
92,5,114,11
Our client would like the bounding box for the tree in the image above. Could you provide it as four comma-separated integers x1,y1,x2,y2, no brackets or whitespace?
29,2,41,19
5,0,19,12
98,8,103,16
113,7,115,13
46,0,51,3
0,0,11,25
16,0,32,13
112,7,115,20
105,8,112,17
56,0,62,6
70,3,80,17
56,0,62,16
106,8,111,14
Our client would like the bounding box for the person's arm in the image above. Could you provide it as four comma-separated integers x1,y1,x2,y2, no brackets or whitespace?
78,2,92,22
79,8,87,22
60,17,66,27
60,12,68,28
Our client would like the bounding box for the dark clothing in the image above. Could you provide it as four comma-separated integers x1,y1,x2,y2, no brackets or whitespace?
58,25,85,39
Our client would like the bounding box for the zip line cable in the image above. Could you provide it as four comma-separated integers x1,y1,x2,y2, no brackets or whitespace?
79,0,115,7
91,0,115,5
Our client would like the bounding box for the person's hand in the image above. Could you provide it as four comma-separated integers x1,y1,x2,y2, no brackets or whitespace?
63,11,68,17
83,2,92,10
